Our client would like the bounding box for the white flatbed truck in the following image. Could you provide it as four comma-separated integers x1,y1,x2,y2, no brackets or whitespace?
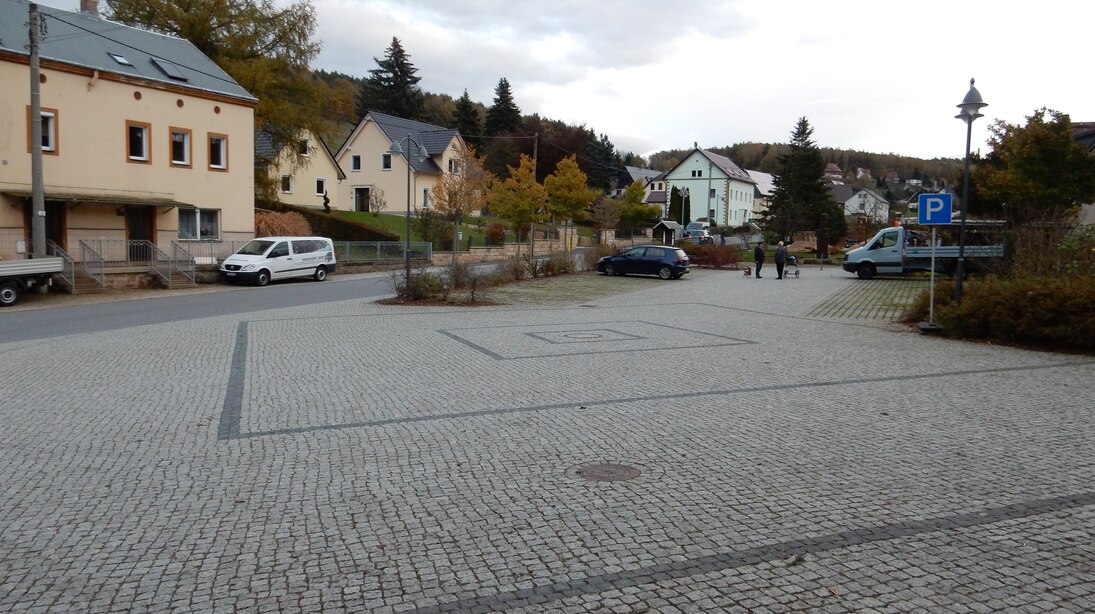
0,257,64,306
842,225,1004,280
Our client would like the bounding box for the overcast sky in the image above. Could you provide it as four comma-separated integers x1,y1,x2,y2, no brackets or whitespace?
41,0,1094,161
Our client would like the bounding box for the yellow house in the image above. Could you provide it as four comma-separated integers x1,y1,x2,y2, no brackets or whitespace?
335,112,466,215
257,129,346,210
0,0,257,268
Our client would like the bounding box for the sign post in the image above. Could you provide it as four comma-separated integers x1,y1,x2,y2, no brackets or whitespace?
917,194,952,333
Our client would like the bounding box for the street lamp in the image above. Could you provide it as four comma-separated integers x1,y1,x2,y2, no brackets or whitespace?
388,136,429,286
680,187,689,226
954,78,987,305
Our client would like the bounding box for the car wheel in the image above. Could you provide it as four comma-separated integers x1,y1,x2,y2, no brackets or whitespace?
604,263,616,276
856,263,876,280
314,266,327,282
0,281,22,307
658,265,673,280
671,273,683,279
255,270,271,286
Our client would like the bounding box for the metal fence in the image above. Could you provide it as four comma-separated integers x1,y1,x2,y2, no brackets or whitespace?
334,241,432,264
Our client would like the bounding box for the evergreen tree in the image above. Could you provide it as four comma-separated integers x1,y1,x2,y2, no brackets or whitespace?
485,78,522,136
358,37,424,120
454,89,482,148
584,131,621,191
763,117,845,242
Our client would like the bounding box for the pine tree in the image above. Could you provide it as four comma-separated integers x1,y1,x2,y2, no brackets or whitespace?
584,131,621,191
358,37,424,120
763,117,845,242
484,78,522,136
454,89,482,148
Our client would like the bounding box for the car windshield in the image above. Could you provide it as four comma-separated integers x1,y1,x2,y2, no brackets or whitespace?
237,240,275,256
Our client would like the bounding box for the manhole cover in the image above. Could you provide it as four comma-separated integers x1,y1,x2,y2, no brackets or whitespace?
573,463,641,482
564,332,604,340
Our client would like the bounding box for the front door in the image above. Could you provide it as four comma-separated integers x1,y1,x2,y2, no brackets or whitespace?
126,206,154,261
45,202,65,251
354,187,370,212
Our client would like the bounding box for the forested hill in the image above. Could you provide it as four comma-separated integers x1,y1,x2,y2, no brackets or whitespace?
648,142,963,187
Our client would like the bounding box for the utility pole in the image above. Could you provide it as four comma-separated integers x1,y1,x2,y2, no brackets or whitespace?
29,2,47,258
529,132,538,261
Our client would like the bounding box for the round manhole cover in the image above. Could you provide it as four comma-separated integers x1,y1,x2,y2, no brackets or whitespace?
573,463,641,482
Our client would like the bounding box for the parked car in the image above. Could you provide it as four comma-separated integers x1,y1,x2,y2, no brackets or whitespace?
597,245,690,279
220,236,336,286
682,229,713,244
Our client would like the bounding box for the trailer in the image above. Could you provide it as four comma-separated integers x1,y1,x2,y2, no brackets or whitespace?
0,257,64,306
842,224,1004,280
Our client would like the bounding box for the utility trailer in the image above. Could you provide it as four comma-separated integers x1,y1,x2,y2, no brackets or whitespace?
0,257,64,306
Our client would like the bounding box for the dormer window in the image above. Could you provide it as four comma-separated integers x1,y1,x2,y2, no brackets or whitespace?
151,57,188,81
108,52,132,66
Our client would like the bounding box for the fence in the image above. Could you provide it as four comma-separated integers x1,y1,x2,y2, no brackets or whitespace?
334,241,432,264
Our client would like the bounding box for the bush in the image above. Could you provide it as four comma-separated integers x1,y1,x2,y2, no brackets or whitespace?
905,275,1095,352
485,223,506,246
391,267,445,301
256,210,311,236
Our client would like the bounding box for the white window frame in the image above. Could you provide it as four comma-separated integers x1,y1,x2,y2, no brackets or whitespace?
40,109,57,153
315,178,326,196
127,120,151,163
382,153,392,170
351,155,362,171
280,175,294,194
170,127,191,167
208,134,228,170
178,208,221,240
422,188,430,208
298,138,310,156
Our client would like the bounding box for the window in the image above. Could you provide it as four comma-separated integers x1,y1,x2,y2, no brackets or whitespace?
150,57,188,81
108,52,132,67
298,139,310,156
169,127,191,167
208,133,228,170
126,120,151,163
422,188,430,208
382,153,392,170
27,107,59,155
351,155,361,171
315,178,326,195
280,175,293,193
178,208,220,240
691,170,702,178
709,188,716,198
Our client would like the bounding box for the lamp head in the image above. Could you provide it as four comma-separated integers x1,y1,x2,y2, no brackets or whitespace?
387,140,402,154
956,78,987,124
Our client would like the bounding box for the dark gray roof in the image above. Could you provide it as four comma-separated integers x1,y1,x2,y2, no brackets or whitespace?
0,0,255,103
255,131,280,162
625,165,662,184
828,184,855,203
368,111,460,174
698,149,755,184
645,190,666,204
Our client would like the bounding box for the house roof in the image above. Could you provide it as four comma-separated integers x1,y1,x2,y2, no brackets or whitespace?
255,129,346,179
366,111,460,174
645,191,666,204
0,0,255,103
828,184,855,203
624,166,663,184
746,170,774,196
696,149,755,184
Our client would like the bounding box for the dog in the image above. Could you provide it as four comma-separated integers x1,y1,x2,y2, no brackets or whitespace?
743,266,752,277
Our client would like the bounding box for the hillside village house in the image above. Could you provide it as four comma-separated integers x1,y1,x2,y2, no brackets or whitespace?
335,112,466,215
0,0,256,267
615,165,667,213
830,184,890,225
257,129,345,209
664,147,756,227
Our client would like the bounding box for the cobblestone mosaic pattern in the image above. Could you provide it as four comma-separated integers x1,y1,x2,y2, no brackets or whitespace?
1,268,1092,612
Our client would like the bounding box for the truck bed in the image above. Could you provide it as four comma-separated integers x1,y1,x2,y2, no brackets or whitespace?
906,245,1005,259
0,257,65,277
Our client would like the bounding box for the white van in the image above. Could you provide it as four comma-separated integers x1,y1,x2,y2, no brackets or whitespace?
220,236,336,286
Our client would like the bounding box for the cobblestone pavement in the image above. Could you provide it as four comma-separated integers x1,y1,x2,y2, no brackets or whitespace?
1,267,1092,613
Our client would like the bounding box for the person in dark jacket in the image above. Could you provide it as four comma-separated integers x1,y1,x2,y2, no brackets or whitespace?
753,243,765,278
775,240,788,279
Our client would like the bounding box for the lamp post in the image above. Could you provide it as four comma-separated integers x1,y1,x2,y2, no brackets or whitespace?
954,78,987,305
680,187,689,226
388,136,429,286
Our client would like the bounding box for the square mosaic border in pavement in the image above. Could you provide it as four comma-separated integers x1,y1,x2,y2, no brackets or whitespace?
438,320,754,360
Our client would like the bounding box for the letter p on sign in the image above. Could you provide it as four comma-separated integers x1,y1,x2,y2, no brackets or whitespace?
918,193,952,225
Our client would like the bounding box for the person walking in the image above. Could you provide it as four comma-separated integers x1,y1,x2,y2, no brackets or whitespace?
775,240,788,279
753,242,765,278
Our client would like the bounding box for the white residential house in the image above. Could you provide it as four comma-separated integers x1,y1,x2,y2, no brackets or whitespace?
745,169,774,224
664,147,756,227
616,165,667,215
840,188,890,224
256,130,346,209
334,112,466,215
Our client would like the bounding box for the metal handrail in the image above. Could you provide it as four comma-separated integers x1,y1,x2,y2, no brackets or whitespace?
170,241,197,284
146,241,173,287
78,241,106,286
46,240,75,288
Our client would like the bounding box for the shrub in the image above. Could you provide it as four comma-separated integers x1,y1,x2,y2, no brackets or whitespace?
391,267,445,301
905,275,1095,352
256,210,311,236
485,223,506,246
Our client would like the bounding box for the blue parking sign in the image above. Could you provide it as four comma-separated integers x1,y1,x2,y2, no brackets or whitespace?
918,193,952,225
